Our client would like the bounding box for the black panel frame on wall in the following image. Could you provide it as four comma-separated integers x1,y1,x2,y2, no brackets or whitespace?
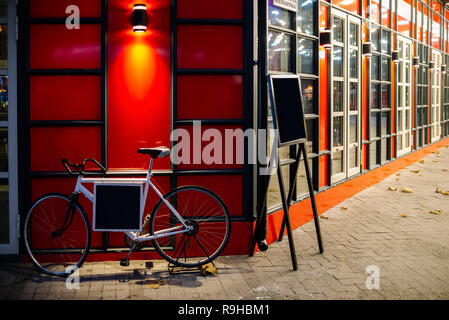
171,0,255,222
17,0,109,252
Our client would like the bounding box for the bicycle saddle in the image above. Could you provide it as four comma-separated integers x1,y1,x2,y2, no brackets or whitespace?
137,147,170,158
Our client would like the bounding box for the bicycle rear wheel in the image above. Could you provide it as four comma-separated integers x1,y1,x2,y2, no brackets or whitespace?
149,186,231,268
23,193,91,277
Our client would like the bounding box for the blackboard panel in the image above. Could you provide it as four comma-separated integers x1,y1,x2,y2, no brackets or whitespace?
94,185,142,231
269,75,307,146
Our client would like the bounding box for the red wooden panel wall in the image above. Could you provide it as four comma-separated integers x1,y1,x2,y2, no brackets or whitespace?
108,0,171,171
175,0,250,253
28,0,104,248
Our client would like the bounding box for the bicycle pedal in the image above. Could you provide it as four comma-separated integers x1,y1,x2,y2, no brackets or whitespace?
120,258,130,267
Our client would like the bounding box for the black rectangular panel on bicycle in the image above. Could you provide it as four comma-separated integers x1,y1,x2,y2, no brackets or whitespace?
93,184,143,232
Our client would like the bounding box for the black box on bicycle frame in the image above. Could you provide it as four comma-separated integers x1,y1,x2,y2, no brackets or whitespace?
93,184,143,232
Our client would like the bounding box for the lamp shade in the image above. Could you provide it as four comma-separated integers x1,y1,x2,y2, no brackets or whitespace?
362,42,372,57
133,4,147,32
319,29,332,50
392,50,399,63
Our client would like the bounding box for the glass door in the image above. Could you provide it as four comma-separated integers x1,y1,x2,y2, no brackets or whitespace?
431,50,441,143
330,10,361,184
0,0,18,254
396,36,412,156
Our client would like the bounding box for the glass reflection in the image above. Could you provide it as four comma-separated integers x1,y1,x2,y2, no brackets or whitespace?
333,116,343,147
333,18,343,43
372,28,380,52
297,0,316,35
301,79,315,114
372,55,379,80
350,83,358,111
267,165,290,209
371,84,379,109
381,30,390,54
381,85,389,108
349,147,358,169
306,119,315,154
333,81,343,112
381,111,389,136
349,49,357,78
349,115,358,143
298,38,315,74
350,23,358,46
268,31,292,72
332,151,343,174
371,113,379,138
370,142,378,168
0,76,6,121
268,0,294,30
333,46,343,77
381,57,390,81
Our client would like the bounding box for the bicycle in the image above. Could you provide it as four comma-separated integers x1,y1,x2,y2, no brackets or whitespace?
23,147,231,277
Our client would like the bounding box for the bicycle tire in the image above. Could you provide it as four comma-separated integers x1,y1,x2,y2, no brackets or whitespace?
149,186,231,268
23,193,91,277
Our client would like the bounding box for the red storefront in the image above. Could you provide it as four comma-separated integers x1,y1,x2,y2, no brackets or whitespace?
7,0,449,259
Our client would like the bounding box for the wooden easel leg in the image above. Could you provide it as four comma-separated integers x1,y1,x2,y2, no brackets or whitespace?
277,164,298,271
300,144,324,254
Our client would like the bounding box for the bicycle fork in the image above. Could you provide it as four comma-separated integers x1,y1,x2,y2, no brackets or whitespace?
52,192,80,238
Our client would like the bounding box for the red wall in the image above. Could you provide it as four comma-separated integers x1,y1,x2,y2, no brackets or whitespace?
108,0,171,171
26,0,250,256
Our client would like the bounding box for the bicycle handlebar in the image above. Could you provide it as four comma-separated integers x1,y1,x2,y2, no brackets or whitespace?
61,158,106,175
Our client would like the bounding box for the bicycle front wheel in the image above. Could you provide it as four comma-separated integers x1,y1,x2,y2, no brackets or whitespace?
149,186,231,268
23,193,91,277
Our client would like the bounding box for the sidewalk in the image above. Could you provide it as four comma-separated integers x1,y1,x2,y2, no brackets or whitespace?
1,145,449,300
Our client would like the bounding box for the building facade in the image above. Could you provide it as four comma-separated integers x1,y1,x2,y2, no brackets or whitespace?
0,0,448,258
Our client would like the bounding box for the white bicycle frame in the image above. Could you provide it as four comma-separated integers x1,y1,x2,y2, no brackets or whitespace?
73,158,193,243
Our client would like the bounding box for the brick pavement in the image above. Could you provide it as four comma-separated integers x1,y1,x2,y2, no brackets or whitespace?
1,145,449,300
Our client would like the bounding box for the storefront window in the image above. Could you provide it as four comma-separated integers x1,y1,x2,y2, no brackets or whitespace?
268,0,294,30
268,31,293,72
298,38,315,74
267,0,320,207
297,0,316,35
370,24,391,166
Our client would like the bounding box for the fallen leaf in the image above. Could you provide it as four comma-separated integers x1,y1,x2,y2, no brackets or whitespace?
419,174,423,177
432,160,439,163
435,187,441,193
396,173,401,176
433,150,440,154
320,215,329,220
401,214,407,218
201,263,218,276
417,159,425,164
340,206,348,210
387,186,398,191
145,279,167,289
401,187,414,193
428,210,443,215
442,169,448,172
411,169,420,173
395,178,401,181
440,190,449,196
